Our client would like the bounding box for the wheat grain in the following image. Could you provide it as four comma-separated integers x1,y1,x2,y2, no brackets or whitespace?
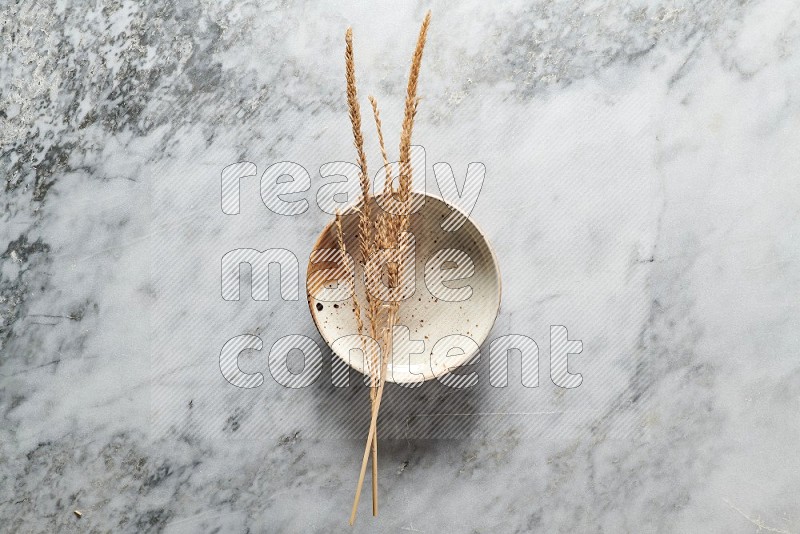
368,96,394,195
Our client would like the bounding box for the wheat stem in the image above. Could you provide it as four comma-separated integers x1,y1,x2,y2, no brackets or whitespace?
349,303,396,526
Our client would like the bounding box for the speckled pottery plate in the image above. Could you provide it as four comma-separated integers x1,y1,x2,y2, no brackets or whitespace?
307,192,501,383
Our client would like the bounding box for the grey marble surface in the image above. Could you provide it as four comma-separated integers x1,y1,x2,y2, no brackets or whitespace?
2,1,799,532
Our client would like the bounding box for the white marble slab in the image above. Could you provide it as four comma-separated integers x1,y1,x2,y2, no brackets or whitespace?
1,0,798,532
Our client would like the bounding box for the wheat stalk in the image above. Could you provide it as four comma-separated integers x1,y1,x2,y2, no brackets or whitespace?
345,28,380,329
345,27,383,369
348,11,431,525
345,27,382,516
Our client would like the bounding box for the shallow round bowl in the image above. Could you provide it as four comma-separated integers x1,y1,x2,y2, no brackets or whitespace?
307,192,501,383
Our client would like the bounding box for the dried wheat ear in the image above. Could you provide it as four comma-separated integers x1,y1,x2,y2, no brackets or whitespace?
336,11,432,526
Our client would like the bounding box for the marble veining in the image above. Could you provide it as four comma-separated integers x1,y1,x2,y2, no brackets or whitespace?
1,0,799,532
